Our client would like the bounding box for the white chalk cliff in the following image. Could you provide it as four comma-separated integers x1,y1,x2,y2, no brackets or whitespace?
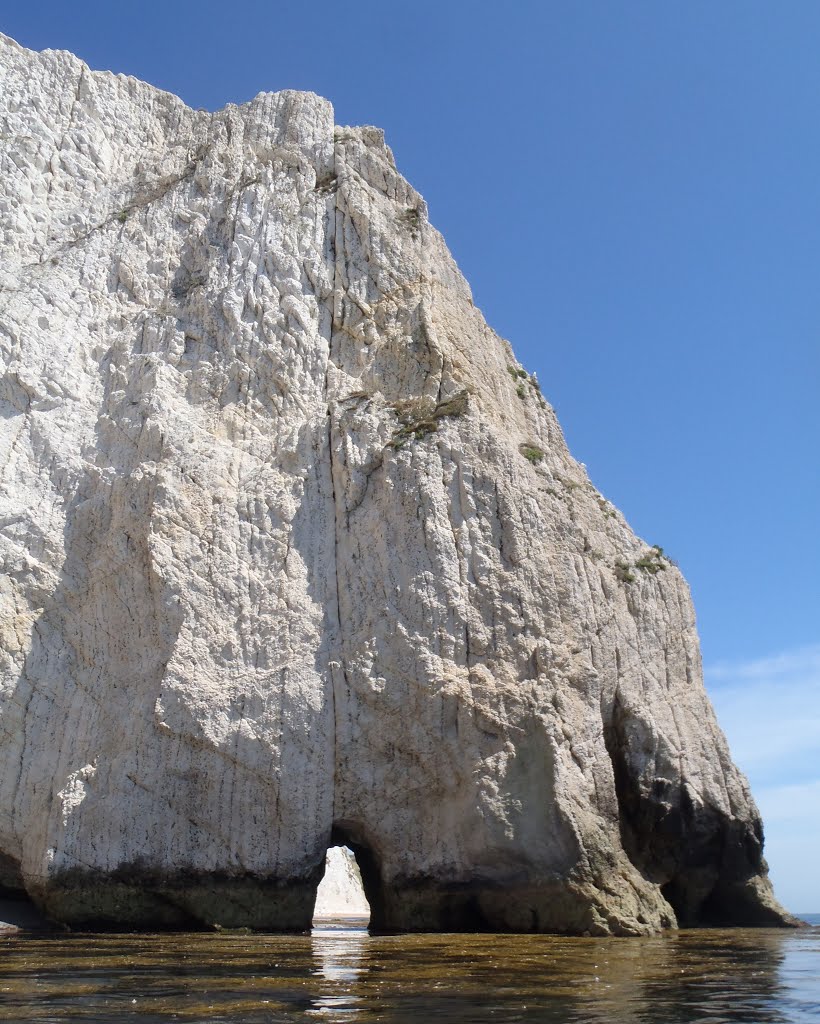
0,34,792,934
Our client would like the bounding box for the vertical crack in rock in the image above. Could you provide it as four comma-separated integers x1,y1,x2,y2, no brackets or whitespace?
324,127,344,838
0,32,796,934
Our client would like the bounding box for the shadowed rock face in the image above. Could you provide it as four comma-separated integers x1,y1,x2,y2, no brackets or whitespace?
0,33,794,935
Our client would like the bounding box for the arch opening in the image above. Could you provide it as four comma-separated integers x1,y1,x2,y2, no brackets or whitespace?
311,825,387,930
312,845,371,927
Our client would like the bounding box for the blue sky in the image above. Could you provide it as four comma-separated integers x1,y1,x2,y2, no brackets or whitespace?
4,2,818,911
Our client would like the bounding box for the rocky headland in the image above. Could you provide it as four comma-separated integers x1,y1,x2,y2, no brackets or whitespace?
0,34,795,934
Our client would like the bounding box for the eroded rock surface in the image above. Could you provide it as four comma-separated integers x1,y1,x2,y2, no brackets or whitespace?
0,33,793,934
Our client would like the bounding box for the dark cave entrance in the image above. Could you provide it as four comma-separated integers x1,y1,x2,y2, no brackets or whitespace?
0,851,49,931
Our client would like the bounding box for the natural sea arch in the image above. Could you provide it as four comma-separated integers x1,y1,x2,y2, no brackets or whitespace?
312,845,370,926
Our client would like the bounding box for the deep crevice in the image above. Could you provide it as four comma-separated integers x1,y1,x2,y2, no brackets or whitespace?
324,128,346,834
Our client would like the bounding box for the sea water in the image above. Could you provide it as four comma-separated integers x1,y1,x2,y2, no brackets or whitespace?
1,917,818,1022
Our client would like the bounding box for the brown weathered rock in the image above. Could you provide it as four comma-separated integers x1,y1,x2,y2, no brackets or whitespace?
0,33,794,934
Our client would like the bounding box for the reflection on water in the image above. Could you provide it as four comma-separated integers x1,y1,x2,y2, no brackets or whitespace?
0,922,818,1022
309,921,368,1018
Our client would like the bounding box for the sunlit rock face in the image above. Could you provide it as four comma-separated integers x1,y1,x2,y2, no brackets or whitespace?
0,33,794,935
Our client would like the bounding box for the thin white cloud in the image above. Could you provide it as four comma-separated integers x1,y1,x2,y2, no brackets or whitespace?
704,645,820,912
755,779,820,824
706,646,820,783
707,644,820,683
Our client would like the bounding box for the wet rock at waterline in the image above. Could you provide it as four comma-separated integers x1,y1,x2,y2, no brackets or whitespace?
0,33,795,935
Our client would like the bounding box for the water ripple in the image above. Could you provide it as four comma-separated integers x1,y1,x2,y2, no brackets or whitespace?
0,924,817,1023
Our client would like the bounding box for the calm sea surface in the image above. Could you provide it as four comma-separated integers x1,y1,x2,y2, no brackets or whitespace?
1,917,818,1023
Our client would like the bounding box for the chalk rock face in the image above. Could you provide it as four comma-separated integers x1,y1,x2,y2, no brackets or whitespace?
0,34,792,934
